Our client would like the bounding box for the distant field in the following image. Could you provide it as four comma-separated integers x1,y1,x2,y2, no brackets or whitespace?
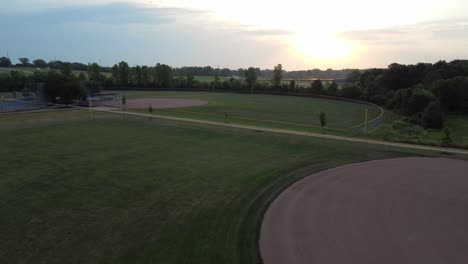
0,110,439,263
0,67,110,77
115,91,381,131
193,75,230,82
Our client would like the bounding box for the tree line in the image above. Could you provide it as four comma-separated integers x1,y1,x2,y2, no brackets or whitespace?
1,57,467,131
343,60,468,129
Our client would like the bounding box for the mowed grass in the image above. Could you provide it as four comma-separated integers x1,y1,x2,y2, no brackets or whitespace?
116,91,380,130
0,110,441,264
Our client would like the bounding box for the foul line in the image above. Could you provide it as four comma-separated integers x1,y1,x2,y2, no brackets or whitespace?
73,105,468,156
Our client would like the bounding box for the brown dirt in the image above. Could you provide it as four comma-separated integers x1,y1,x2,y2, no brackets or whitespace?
260,157,468,264
124,98,208,109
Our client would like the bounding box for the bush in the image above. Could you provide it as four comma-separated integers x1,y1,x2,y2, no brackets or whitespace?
340,84,361,99
422,102,444,129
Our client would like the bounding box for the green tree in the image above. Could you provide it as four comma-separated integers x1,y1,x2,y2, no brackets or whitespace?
340,84,362,99
346,69,361,85
319,112,326,128
118,61,130,86
186,74,194,88
61,63,73,76
272,64,283,88
154,63,172,87
422,102,444,129
289,80,296,92
141,66,150,86
112,64,120,82
214,70,220,90
78,72,87,81
134,65,142,86
87,63,102,81
33,59,47,68
310,80,324,94
406,88,435,115
244,67,257,91
18,57,30,66
0,57,12,67
327,81,338,96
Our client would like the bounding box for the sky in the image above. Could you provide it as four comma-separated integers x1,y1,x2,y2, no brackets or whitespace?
1,0,468,70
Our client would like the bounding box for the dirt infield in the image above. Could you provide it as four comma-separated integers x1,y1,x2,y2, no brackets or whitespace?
260,157,468,264
124,98,208,109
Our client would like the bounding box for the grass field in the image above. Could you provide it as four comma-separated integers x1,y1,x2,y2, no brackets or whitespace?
0,110,447,264
115,91,380,132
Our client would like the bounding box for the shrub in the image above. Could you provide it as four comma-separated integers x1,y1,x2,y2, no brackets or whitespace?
422,102,444,129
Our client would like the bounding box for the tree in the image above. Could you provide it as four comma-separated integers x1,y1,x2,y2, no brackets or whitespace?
346,69,361,85
44,71,86,104
310,80,324,94
33,59,47,68
319,112,326,128
118,61,130,86
214,70,220,90
272,64,283,88
18,57,30,67
78,72,87,80
289,80,296,92
61,62,73,76
244,67,257,91
0,57,12,67
441,127,453,146
186,74,194,88
141,66,150,87
87,63,102,81
154,63,172,87
340,84,362,99
422,102,444,129
134,65,142,86
406,88,435,116
328,81,338,96
431,77,468,113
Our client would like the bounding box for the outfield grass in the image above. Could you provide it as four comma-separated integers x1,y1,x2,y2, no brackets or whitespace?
116,91,380,131
0,110,446,264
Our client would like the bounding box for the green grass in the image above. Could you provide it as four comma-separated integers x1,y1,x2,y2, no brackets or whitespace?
371,113,468,148
115,91,380,131
0,110,447,264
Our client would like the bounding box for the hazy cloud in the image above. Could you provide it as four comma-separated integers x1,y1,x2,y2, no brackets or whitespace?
0,3,202,26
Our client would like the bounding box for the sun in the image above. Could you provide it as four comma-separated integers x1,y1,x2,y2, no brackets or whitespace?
291,33,353,63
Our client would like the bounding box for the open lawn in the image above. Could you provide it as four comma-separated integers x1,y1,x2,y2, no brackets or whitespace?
0,110,443,264
115,91,381,131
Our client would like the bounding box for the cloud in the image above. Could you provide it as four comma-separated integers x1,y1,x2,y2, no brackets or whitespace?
0,2,201,26
338,19,468,67
341,19,468,43
237,27,294,37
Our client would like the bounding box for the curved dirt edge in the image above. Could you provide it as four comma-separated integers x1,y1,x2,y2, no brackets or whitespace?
260,157,468,264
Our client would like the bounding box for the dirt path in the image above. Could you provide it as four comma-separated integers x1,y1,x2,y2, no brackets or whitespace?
77,107,468,155
260,157,468,264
